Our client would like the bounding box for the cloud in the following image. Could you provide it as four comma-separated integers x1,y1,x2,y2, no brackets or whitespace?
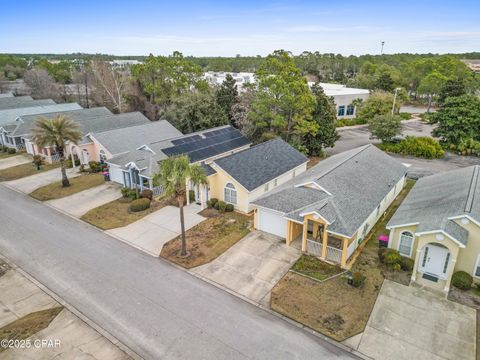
286,25,382,33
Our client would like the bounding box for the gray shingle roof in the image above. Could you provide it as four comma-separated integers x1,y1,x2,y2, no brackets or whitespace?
0,103,82,126
201,163,216,176
0,93,14,98
91,119,183,155
0,99,56,111
213,138,308,191
388,165,480,246
253,144,407,237
10,107,112,137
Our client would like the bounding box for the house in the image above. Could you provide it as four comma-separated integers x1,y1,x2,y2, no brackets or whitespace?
208,139,308,213
0,103,82,148
0,96,55,110
252,144,407,268
106,125,251,198
387,165,480,292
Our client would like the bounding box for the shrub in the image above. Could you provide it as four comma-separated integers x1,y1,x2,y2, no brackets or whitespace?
189,189,195,203
213,201,220,210
225,203,234,212
88,161,102,173
32,155,43,167
209,198,218,208
7,147,16,154
129,198,151,212
378,247,388,263
390,263,401,272
351,272,366,288
217,200,227,212
384,249,402,269
140,189,153,200
121,187,137,200
399,112,412,120
379,136,444,159
399,256,414,271
452,271,473,290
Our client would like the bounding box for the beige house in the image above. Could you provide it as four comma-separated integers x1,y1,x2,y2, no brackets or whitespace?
387,165,480,292
252,145,407,268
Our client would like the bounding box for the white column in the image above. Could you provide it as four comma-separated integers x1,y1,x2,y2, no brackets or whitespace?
186,180,190,205
199,185,206,210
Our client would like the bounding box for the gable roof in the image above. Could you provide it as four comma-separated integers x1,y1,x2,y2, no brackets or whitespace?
387,165,480,246
9,107,113,138
0,93,14,98
0,98,55,110
90,119,182,155
213,138,308,191
253,144,407,237
0,103,82,126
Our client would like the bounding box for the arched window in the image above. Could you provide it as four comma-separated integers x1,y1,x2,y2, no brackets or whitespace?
224,183,237,205
398,231,414,257
99,149,107,163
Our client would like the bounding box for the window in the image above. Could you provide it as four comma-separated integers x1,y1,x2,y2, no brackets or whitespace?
346,105,355,116
264,183,269,192
337,106,345,116
474,254,480,277
422,247,429,267
99,149,107,163
398,231,414,257
224,183,237,204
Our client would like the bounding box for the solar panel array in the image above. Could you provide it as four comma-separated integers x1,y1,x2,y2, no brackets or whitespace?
162,127,250,162
171,134,202,145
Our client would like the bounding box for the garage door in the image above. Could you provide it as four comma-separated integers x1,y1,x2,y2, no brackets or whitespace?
257,208,287,238
108,165,125,185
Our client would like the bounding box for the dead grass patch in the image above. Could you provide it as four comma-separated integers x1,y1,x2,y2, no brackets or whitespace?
0,162,60,181
0,307,63,352
161,211,251,269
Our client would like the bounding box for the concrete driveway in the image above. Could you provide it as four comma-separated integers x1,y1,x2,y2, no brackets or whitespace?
0,154,31,170
47,183,122,218
4,167,81,193
355,280,476,360
191,231,301,306
106,204,205,256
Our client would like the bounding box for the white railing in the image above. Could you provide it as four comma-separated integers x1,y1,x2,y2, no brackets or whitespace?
326,246,342,264
50,153,60,162
306,239,343,264
152,186,164,197
306,239,322,256
347,240,357,260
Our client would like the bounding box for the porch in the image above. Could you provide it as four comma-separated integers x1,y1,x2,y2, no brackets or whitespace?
286,216,357,268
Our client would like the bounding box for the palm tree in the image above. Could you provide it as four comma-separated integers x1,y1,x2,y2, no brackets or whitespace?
31,115,82,187
153,155,208,256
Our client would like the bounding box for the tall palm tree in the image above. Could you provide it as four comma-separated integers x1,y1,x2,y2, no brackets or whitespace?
31,115,82,187
153,155,208,256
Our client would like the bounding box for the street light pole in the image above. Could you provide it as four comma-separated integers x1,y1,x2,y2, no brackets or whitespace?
391,87,401,114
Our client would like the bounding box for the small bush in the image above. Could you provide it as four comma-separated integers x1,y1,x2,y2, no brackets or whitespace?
378,136,444,159
378,247,388,263
399,256,414,271
384,249,402,269
88,161,102,173
32,155,43,167
225,203,234,212
452,271,473,290
140,189,153,200
208,198,218,208
399,112,412,120
390,263,401,272
121,187,137,200
213,201,220,210
351,272,366,288
129,198,151,212
217,200,227,212
7,147,16,154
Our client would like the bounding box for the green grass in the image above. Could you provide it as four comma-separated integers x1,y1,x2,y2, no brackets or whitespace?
291,255,343,281
0,162,60,181
0,307,63,352
0,152,20,160
30,174,105,201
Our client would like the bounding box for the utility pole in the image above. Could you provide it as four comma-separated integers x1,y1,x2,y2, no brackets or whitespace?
84,71,89,108
381,41,385,55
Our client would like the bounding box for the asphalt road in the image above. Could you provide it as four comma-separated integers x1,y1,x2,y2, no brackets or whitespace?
330,120,480,177
0,186,358,360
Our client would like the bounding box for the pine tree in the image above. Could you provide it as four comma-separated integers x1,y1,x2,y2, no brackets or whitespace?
215,74,238,125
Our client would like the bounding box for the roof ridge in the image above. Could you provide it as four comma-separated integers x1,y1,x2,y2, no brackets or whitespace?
465,165,479,213
316,144,371,180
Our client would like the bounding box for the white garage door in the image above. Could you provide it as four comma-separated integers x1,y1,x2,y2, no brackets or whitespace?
258,208,287,238
108,165,125,185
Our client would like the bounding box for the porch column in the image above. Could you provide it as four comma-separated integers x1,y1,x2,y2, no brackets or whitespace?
70,147,76,169
46,147,52,164
148,178,153,189
321,226,328,258
341,238,349,267
286,221,293,246
199,185,206,210
186,180,190,205
411,248,422,282
301,218,308,252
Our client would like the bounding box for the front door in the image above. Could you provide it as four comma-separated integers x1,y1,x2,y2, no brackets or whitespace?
420,244,449,278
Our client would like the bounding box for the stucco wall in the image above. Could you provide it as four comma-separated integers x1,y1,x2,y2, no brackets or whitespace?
332,93,369,119
453,219,480,278
388,224,419,258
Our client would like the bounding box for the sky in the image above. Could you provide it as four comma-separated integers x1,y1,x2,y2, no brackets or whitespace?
1,0,479,56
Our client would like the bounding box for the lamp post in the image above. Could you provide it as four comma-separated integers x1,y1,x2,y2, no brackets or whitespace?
391,87,402,114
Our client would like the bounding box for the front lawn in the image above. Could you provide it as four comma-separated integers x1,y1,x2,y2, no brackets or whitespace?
29,174,105,201
0,152,19,160
0,307,63,352
271,179,416,342
81,197,170,230
291,255,343,281
161,211,251,269
0,162,60,181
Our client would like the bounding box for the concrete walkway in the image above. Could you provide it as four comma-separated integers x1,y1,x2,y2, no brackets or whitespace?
47,182,121,218
355,280,476,360
192,231,301,306
0,154,31,170
107,204,205,256
5,167,81,193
